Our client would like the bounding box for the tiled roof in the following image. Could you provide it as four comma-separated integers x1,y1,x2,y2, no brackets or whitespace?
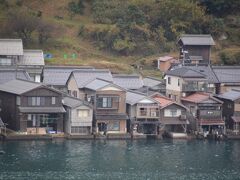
84,79,111,91
113,74,143,90
186,66,219,83
152,95,174,108
166,66,218,83
0,79,41,95
43,66,95,86
126,91,153,105
165,67,206,78
73,69,113,88
63,96,89,108
213,66,240,84
152,94,187,109
0,69,31,84
178,34,215,46
20,50,44,66
217,90,240,101
181,92,222,104
63,96,91,108
0,39,23,55
143,76,164,87
157,56,176,62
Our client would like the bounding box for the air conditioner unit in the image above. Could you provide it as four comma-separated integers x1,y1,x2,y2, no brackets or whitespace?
182,92,186,97
151,112,157,117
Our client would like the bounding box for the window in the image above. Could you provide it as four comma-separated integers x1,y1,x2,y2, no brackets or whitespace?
0,58,11,65
72,91,78,98
16,96,21,106
207,111,213,115
97,97,112,108
164,109,180,117
168,77,171,85
28,97,41,106
227,104,232,109
170,109,177,116
178,79,180,86
35,75,41,83
0,99,2,107
51,97,56,105
107,121,120,131
77,109,90,117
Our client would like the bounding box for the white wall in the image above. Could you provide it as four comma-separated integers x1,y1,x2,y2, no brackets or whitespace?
165,75,182,91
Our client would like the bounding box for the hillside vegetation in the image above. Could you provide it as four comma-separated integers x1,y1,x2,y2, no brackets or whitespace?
0,0,239,76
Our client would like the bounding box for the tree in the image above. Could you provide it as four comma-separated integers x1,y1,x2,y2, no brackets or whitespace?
37,20,56,44
68,0,85,19
6,10,38,45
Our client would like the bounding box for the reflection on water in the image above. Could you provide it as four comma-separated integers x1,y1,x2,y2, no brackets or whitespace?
0,140,240,180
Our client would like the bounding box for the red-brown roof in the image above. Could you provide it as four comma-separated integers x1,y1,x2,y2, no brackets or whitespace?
153,95,173,108
199,119,225,126
181,92,221,103
158,56,177,62
152,94,187,109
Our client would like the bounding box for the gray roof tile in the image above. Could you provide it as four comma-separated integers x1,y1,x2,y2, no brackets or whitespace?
113,74,143,90
213,66,240,83
0,39,23,55
165,67,206,78
0,69,31,84
20,50,44,66
178,34,215,46
43,66,94,86
73,69,113,88
217,90,240,101
0,79,41,95
143,77,164,87
63,96,91,108
84,79,111,91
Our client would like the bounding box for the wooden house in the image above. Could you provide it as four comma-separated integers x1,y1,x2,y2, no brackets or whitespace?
126,91,160,135
63,96,93,135
181,92,224,135
216,89,240,134
177,34,215,65
0,80,65,134
67,75,128,134
151,94,189,133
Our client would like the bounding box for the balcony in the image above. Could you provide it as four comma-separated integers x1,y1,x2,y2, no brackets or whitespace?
182,82,208,92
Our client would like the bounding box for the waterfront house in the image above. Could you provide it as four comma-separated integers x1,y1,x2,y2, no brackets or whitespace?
156,56,178,73
126,91,160,135
43,66,95,93
63,96,93,135
86,79,128,134
165,67,208,102
0,79,65,134
181,92,224,135
0,68,31,84
216,89,240,134
177,34,215,65
113,74,144,90
67,76,128,134
213,66,240,94
151,94,189,133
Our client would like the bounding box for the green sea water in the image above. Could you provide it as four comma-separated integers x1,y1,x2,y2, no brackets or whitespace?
0,139,240,180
